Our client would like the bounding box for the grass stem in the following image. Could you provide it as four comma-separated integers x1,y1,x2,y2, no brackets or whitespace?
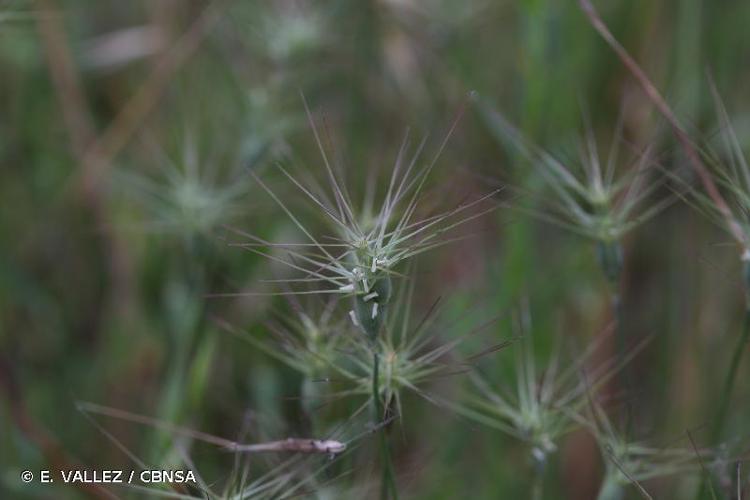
597,240,633,431
696,304,750,499
373,350,398,500
597,473,624,500
713,306,750,439
531,455,546,500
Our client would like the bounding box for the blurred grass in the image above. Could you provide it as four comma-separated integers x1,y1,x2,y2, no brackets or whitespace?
2,0,750,499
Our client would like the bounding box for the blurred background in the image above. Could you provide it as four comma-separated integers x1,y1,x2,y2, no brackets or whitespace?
2,0,750,498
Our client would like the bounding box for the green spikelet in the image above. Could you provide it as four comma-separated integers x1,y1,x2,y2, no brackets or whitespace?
355,274,392,341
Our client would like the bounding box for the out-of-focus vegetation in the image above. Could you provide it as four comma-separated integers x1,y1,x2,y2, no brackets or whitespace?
2,0,750,498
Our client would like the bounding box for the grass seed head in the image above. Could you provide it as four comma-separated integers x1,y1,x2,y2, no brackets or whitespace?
456,322,643,466
579,402,710,499
118,137,251,244
239,100,496,342
333,282,500,416
480,104,669,247
219,299,344,381
686,85,750,265
262,5,325,62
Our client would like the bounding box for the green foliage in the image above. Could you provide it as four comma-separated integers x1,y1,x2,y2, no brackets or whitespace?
4,1,750,499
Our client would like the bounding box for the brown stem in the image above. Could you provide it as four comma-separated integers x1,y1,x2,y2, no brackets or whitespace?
0,357,116,499
81,0,228,185
34,0,133,320
578,0,746,249
34,0,228,319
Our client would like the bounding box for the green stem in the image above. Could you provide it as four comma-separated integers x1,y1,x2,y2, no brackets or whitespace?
596,473,624,500
373,350,398,500
151,324,192,461
713,306,750,439
302,374,321,435
612,289,625,365
695,305,750,500
612,287,634,436
532,475,543,500
531,454,546,500
598,240,633,433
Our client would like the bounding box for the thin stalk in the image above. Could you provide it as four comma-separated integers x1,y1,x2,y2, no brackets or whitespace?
696,299,750,499
531,454,547,500
611,287,634,435
611,289,625,369
597,242,631,386
597,473,625,500
373,350,398,500
532,473,543,500
151,324,192,460
713,306,750,439
302,374,321,436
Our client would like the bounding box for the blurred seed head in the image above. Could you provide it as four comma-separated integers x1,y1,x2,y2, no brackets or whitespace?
480,103,670,245
241,86,301,165
529,133,665,244
264,8,323,62
456,320,645,466
231,1,326,64
117,136,251,244
687,85,750,260
579,401,710,495
221,297,344,381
